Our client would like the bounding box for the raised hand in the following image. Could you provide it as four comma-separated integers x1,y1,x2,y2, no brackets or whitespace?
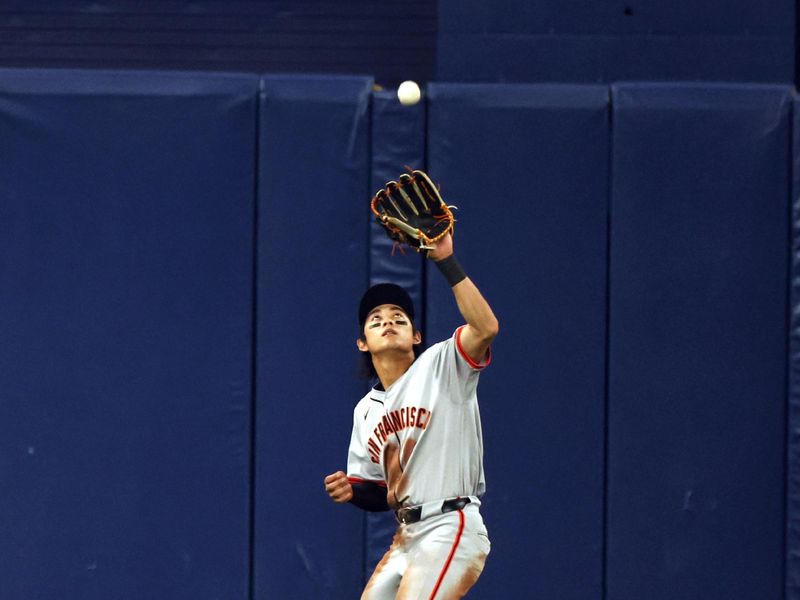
427,232,453,262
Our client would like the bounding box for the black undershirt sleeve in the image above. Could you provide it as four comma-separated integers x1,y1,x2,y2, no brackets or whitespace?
349,480,390,512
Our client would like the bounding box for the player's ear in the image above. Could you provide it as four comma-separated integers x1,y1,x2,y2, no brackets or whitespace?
412,330,422,345
356,337,369,352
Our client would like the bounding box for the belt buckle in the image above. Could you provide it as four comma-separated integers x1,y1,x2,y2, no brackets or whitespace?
441,496,471,514
395,506,421,524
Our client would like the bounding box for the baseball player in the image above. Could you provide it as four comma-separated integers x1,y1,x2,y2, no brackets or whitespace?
324,231,498,599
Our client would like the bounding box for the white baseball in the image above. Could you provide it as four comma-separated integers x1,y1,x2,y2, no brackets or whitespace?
397,80,421,106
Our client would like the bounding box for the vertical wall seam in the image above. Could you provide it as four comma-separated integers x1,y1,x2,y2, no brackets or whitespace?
248,81,263,600
602,84,614,600
421,89,430,337
784,91,794,600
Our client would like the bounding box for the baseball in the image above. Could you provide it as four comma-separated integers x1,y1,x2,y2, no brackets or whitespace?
397,80,421,106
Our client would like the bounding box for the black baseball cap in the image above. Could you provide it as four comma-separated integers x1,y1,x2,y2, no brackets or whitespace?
358,283,415,327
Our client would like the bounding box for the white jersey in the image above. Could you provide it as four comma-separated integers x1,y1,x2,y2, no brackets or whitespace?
347,326,490,508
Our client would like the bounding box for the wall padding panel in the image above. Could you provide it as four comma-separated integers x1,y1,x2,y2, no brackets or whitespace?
0,68,257,600
609,83,790,600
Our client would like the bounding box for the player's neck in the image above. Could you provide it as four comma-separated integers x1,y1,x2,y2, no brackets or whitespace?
372,352,415,390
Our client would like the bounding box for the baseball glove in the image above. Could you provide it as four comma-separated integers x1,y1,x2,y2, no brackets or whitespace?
370,170,455,252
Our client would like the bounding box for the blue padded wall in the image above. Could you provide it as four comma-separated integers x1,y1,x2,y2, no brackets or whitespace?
254,75,372,600
0,69,257,600
608,83,791,600
426,83,609,599
438,0,794,84
1,69,795,600
366,89,427,577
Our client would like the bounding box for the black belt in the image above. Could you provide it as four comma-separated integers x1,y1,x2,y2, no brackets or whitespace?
395,497,472,525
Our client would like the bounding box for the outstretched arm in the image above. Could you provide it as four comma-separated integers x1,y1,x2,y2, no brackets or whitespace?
428,234,499,364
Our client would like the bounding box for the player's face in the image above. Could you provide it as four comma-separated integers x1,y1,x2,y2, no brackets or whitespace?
357,304,421,355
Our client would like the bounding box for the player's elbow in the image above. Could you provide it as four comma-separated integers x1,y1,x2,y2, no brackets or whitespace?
488,318,499,340
480,316,499,342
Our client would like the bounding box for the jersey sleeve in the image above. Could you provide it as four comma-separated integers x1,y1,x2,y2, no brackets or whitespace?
346,402,385,485
428,326,492,403
454,325,492,371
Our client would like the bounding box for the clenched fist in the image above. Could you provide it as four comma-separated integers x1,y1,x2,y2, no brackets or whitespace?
324,471,353,503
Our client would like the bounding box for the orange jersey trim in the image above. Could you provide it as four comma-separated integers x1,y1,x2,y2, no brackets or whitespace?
455,325,492,370
347,476,387,487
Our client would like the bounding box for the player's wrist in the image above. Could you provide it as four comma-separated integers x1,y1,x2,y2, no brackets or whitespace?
434,254,467,287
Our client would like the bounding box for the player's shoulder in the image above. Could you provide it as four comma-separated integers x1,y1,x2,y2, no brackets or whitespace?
353,387,386,415
418,328,489,374
417,332,457,361
353,390,373,411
